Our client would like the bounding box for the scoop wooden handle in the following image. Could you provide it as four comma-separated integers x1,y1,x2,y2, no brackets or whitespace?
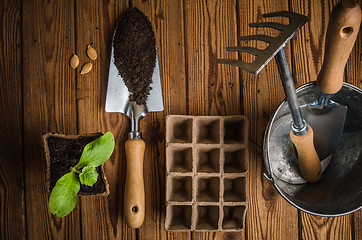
290,125,322,183
124,138,145,228
317,0,362,94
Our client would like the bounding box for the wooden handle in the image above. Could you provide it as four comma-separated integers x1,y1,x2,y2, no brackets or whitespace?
124,138,145,228
290,125,322,183
317,0,361,94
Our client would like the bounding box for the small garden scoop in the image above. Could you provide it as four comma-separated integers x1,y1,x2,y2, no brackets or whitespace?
105,8,164,228
300,0,361,162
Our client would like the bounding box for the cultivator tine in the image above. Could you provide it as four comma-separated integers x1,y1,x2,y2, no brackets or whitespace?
239,34,275,43
218,11,308,75
249,22,287,31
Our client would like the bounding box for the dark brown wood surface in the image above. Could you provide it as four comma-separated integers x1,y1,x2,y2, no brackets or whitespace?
0,0,25,239
0,0,361,239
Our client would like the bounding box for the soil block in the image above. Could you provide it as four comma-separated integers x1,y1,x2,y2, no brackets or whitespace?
43,132,110,196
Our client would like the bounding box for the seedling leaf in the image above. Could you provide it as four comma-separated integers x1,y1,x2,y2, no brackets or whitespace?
79,166,99,186
49,172,80,218
75,132,115,169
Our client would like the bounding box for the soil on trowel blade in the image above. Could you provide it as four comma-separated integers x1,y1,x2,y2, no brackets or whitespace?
47,134,106,194
113,7,156,105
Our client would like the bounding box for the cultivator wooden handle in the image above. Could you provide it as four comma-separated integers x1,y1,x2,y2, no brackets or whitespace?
290,126,322,183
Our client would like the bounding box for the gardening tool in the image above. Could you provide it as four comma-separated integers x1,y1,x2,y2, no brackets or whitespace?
263,0,361,185
299,0,361,162
263,82,362,216
218,11,322,182
262,0,362,216
105,12,164,228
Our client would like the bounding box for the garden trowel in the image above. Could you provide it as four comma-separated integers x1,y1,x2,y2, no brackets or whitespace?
300,0,361,162
105,9,164,228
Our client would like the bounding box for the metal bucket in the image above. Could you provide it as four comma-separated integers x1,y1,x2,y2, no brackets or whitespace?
263,82,362,216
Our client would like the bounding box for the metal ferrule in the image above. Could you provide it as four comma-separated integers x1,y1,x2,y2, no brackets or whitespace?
291,120,308,136
129,131,142,139
317,92,333,108
126,102,148,139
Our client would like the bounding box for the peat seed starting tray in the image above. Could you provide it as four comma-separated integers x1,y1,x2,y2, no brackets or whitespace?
165,115,249,231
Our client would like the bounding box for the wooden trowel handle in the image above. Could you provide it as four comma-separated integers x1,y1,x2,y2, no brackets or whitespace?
290,125,322,183
124,138,145,228
317,0,362,94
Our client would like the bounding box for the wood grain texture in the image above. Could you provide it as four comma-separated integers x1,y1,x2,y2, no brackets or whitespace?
290,0,332,87
290,0,359,239
131,0,184,239
185,0,244,239
185,0,241,117
22,0,80,239
1,0,359,239
299,214,353,240
0,0,25,239
237,0,300,239
355,210,362,240
75,0,135,239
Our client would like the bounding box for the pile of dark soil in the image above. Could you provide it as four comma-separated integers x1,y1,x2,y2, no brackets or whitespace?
113,7,156,105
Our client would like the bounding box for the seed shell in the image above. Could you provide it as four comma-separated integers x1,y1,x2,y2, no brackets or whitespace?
80,62,93,74
87,45,97,60
70,54,79,69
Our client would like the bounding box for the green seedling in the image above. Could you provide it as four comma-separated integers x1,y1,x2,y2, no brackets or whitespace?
49,132,115,218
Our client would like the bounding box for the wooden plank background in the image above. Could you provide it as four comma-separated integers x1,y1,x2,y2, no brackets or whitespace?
0,0,25,239
0,0,361,239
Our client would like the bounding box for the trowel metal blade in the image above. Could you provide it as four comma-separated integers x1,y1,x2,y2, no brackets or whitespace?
300,102,347,160
105,47,164,114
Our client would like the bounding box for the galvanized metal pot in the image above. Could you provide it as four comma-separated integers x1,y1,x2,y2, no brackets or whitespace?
263,82,362,216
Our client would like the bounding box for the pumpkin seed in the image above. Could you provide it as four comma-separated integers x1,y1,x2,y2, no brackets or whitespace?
70,54,79,69
81,63,93,74
87,45,97,60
